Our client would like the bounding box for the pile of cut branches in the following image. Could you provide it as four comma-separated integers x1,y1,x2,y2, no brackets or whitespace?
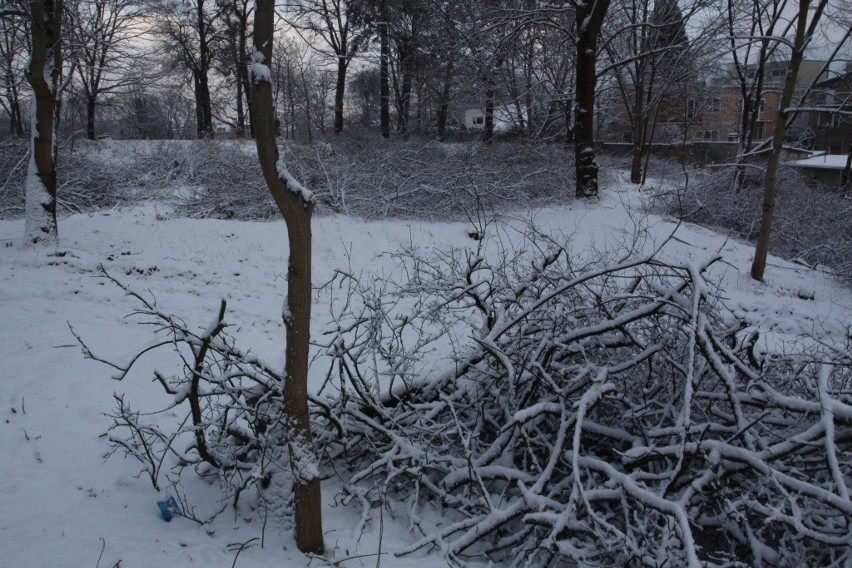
311,226,852,566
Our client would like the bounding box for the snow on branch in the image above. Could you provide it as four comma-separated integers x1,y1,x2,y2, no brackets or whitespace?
311,222,852,566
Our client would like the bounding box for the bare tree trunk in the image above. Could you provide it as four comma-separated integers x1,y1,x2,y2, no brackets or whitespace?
484,73,494,145
751,0,828,281
25,0,63,245
195,0,213,138
630,90,644,184
436,58,453,141
236,76,245,137
397,53,413,138
334,59,345,134
574,0,610,198
251,0,324,554
86,94,97,140
6,70,24,136
379,5,389,139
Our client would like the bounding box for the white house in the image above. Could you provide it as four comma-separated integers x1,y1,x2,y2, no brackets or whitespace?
464,109,485,130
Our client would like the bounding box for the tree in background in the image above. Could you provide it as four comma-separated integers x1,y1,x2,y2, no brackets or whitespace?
213,0,252,136
284,0,366,134
151,0,218,138
65,0,148,140
0,4,28,137
251,0,324,553
602,0,694,184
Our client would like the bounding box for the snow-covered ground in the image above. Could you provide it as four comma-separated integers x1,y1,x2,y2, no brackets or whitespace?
1,183,849,567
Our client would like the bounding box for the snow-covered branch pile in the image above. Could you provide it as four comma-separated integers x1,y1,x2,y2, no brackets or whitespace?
312,226,852,566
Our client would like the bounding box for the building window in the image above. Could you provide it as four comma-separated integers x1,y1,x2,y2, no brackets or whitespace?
622,131,633,143
687,98,699,119
741,98,767,115
771,68,786,78
709,98,721,112
727,133,739,142
474,116,484,125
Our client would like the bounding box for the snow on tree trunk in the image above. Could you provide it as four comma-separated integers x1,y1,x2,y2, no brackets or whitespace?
251,0,324,554
24,0,62,246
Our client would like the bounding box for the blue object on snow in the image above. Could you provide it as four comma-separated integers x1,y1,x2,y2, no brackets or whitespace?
156,496,182,522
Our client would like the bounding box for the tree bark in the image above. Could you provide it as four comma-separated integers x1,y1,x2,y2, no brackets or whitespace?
251,0,324,554
24,0,62,245
574,0,611,198
334,56,346,134
86,95,97,140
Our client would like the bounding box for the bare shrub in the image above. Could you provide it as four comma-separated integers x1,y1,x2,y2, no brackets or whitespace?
286,137,574,220
653,165,852,283
72,269,300,526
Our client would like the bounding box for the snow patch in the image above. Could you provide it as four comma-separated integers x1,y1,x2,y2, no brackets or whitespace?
250,47,271,84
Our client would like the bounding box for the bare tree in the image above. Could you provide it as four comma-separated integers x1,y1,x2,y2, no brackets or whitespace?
751,0,831,280
284,0,365,135
0,4,28,137
151,0,219,138
601,0,697,184
251,0,324,553
213,0,252,136
65,0,147,140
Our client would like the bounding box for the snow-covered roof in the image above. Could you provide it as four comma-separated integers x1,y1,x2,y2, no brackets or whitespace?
785,154,850,170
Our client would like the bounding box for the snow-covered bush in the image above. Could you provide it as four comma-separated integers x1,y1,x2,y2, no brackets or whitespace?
3,137,573,222
311,226,852,566
653,165,852,283
285,137,573,220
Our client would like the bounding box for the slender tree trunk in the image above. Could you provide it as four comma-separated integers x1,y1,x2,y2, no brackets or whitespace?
236,76,245,137
573,0,611,198
5,68,23,136
239,10,253,137
436,59,453,141
379,2,390,139
484,72,494,145
196,0,213,138
563,101,572,148
251,0,324,554
86,94,97,140
398,53,413,138
630,91,644,184
334,57,346,134
25,0,62,245
842,147,851,189
751,0,827,281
